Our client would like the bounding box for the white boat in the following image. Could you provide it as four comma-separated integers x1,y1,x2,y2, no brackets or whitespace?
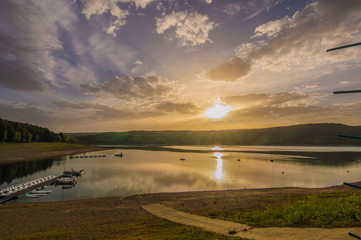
25,194,39,198
30,190,52,194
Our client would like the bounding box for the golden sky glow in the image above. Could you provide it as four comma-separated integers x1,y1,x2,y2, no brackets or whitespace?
203,101,232,119
1,1,361,132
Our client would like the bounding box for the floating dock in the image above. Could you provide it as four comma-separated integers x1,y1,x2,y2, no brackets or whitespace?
0,175,63,204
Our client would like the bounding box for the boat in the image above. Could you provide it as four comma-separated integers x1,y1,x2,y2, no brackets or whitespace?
55,178,77,186
115,152,123,157
30,190,52,194
179,153,186,161
63,169,85,177
25,194,39,198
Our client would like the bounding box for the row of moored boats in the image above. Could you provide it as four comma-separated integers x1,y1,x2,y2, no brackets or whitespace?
0,175,56,198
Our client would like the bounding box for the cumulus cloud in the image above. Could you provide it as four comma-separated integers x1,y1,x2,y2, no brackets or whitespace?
81,75,177,100
156,11,217,46
210,0,361,83
80,0,129,37
0,0,76,91
79,0,155,36
205,57,251,82
247,0,361,71
156,102,199,114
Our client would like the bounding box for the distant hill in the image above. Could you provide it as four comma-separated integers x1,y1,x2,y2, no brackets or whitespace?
73,123,361,146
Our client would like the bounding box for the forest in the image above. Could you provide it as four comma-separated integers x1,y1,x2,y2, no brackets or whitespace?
0,118,75,144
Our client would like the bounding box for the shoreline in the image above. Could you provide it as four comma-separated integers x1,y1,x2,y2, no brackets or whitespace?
0,143,104,164
0,182,359,239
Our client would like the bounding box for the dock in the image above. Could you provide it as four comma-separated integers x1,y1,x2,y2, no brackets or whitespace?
0,175,63,204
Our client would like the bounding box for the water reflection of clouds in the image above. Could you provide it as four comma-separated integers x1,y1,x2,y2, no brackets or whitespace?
7,147,361,204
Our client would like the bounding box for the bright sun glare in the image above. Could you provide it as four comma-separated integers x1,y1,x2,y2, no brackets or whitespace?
203,101,232,119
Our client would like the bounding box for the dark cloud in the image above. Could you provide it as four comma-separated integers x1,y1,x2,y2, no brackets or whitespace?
0,60,47,91
205,57,251,82
53,100,164,120
81,76,177,100
0,0,75,92
0,103,77,130
156,102,199,114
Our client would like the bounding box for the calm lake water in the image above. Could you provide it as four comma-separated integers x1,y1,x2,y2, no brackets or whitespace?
1,145,361,204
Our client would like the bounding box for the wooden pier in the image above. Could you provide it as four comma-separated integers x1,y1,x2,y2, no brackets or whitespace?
0,175,64,204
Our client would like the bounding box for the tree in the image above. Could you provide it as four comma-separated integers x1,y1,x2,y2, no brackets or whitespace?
27,133,32,143
1,130,7,143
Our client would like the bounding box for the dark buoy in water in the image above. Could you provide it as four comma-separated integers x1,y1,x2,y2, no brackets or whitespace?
282,171,284,174
270,159,274,162
237,159,240,162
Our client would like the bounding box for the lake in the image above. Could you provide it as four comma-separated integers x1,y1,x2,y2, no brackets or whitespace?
1,145,361,204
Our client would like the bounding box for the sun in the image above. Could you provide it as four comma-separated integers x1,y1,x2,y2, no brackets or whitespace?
203,101,232,119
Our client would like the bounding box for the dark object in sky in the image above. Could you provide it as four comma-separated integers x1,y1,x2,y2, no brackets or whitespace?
334,90,361,94
344,182,361,190
338,134,361,140
348,232,361,240
326,42,361,52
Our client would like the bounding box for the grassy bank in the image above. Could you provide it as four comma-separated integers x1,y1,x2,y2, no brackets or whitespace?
0,142,89,151
0,142,102,163
182,190,361,228
0,185,360,239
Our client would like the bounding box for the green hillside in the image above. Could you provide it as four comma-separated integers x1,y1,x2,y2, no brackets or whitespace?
74,123,361,146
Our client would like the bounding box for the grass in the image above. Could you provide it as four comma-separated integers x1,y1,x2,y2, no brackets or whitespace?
0,142,89,152
206,191,361,228
3,198,247,240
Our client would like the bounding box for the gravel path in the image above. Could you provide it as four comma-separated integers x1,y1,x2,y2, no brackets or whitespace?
142,203,361,240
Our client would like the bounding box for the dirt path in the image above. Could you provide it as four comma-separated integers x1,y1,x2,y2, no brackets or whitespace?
142,203,361,240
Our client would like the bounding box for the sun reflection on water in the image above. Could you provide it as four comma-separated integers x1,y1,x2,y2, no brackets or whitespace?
214,152,223,180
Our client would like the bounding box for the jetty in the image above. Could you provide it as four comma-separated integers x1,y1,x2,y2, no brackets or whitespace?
0,169,85,204
0,175,61,204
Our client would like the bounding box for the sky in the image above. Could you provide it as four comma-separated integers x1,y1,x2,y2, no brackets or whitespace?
1,0,361,133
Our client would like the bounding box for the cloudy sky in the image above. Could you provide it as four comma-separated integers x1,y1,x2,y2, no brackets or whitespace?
1,0,361,132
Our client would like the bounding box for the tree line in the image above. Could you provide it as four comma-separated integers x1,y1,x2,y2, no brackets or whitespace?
0,118,76,144
74,123,361,146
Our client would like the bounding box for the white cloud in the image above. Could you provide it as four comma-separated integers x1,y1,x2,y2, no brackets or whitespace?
80,0,129,37
122,0,155,8
252,16,290,39
223,3,241,16
214,0,361,87
156,11,217,46
340,81,352,85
